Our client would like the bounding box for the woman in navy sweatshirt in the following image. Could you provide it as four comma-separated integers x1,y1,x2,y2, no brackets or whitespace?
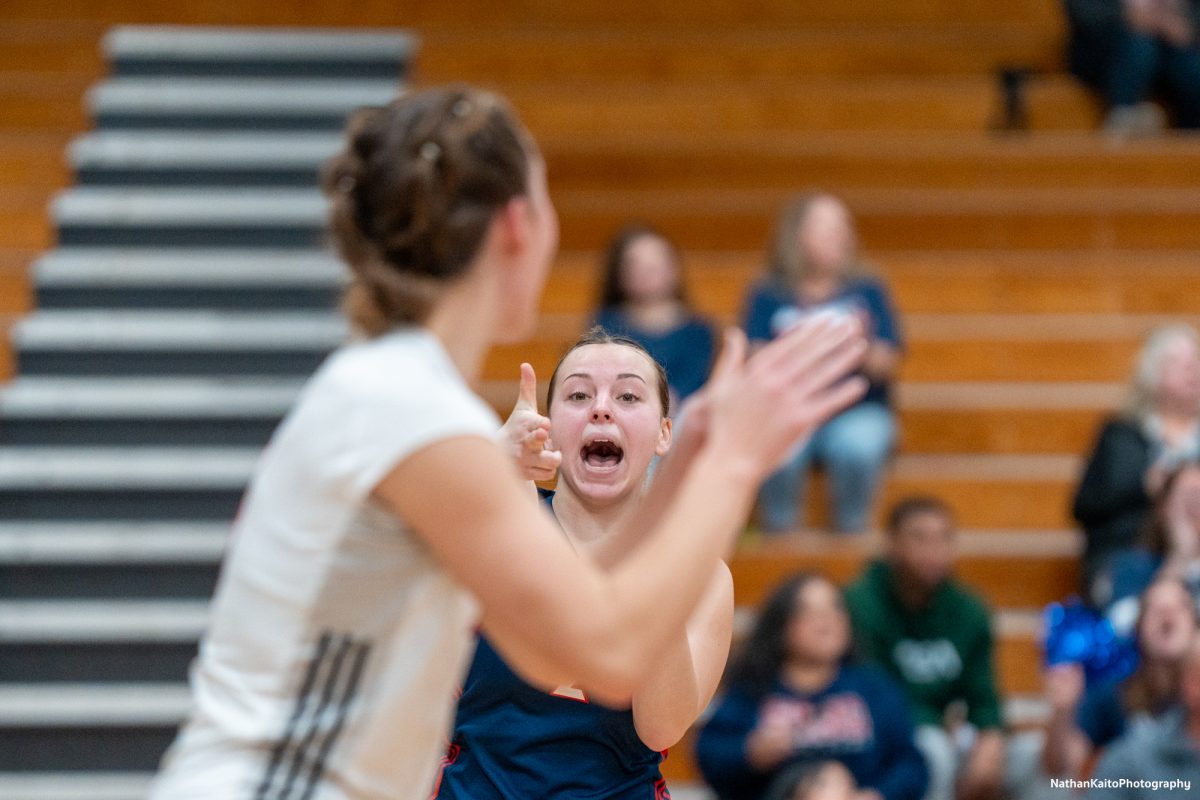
696,573,928,800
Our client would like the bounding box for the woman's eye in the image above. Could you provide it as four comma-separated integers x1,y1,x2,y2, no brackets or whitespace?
618,393,640,403
568,391,589,401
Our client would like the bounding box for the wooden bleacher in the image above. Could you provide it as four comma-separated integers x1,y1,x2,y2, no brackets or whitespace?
3,0,1199,791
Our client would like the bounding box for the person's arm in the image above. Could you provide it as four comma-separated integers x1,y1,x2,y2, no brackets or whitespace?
1041,663,1092,776
956,730,1004,800
631,561,734,750
956,611,1004,799
1072,421,1153,525
376,319,867,705
857,281,903,385
695,690,778,798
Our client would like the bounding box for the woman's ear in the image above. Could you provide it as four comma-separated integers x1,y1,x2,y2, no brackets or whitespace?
494,196,532,259
656,416,673,457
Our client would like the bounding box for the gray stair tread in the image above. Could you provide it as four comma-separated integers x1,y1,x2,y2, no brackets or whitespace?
0,522,227,563
88,78,400,115
0,377,302,417
0,683,191,725
0,773,155,800
53,187,326,226
0,600,209,642
0,447,258,489
14,310,344,349
104,25,416,61
70,131,341,169
34,249,344,287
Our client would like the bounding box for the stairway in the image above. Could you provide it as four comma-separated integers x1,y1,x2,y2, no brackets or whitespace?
0,25,413,800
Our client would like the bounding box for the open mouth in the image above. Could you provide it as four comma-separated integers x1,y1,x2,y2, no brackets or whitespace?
581,438,624,469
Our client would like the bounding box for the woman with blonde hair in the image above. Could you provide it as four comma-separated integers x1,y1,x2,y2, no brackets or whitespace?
1074,323,1200,604
741,193,904,534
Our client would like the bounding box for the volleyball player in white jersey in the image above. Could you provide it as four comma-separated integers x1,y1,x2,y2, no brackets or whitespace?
147,85,868,800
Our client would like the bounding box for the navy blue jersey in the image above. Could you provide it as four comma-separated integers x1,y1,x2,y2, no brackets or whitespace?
435,491,669,799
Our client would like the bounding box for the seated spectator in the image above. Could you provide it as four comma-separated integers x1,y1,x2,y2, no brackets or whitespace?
843,497,1011,800
593,224,716,412
1085,627,1200,798
764,761,859,800
742,194,903,534
1105,466,1200,631
695,573,928,800
1064,0,1200,134
1073,324,1200,607
1043,577,1198,778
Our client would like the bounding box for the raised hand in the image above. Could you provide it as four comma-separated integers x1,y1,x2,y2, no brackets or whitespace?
499,362,563,482
703,315,868,481
1043,662,1085,713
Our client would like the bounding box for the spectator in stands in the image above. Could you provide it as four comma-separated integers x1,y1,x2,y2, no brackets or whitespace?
1063,0,1200,134
695,573,928,800
593,225,716,413
1073,324,1200,607
764,761,859,800
1084,627,1200,798
743,194,903,534
1103,465,1200,631
844,497,1011,800
1043,577,1198,779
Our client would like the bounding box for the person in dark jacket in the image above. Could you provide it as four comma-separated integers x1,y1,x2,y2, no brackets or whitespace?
696,573,928,800
1063,0,1200,133
1073,324,1200,605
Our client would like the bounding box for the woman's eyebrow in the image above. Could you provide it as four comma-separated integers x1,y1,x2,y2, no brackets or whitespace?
616,374,647,383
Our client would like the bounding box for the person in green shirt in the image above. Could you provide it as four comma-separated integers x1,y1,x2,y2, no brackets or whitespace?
843,496,1007,800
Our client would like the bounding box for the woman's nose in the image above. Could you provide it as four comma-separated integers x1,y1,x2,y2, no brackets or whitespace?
590,400,613,421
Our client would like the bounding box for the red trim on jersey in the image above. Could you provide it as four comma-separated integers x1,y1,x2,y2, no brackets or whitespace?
429,742,461,798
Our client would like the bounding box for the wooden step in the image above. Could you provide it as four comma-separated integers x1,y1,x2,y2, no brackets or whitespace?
0,73,92,132
0,189,54,251
0,249,34,316
899,406,1108,455
546,186,1200,251
728,531,1077,610
420,25,1064,82
501,76,1097,136
539,132,1200,192
537,249,1200,315
0,21,106,75
0,133,73,189
0,0,1063,28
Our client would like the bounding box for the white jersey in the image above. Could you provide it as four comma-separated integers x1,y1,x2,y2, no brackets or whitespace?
149,328,499,800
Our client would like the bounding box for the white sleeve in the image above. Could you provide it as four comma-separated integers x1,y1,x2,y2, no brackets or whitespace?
321,368,500,503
